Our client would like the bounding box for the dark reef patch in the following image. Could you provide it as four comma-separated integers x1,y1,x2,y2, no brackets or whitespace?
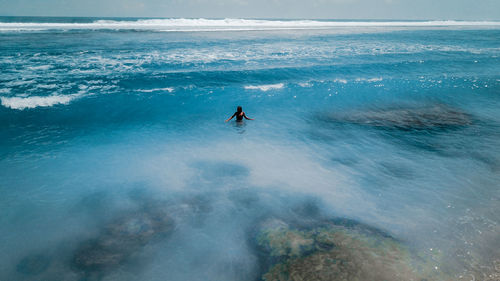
71,208,174,274
228,188,260,209
320,104,472,131
311,103,486,161
191,160,250,180
16,254,51,275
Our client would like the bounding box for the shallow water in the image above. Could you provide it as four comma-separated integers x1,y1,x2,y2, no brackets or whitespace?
1,17,500,281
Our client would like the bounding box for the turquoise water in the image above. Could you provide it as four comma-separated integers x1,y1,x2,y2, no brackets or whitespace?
1,17,500,280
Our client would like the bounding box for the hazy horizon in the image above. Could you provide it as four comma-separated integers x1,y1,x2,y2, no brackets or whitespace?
1,16,500,21
1,0,499,21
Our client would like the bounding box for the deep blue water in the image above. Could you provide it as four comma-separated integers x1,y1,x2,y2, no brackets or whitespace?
1,17,500,281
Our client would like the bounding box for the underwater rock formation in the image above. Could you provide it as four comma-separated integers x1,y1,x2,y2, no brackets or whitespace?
323,104,471,131
252,218,425,281
16,254,51,275
72,208,174,273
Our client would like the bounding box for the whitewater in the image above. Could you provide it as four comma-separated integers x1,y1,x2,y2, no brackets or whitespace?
0,17,499,281
1,18,500,32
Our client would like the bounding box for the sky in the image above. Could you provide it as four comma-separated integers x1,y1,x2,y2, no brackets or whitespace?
0,0,499,20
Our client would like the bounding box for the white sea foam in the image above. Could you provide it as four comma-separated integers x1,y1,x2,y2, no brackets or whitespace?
298,82,313,87
36,84,59,89
0,88,11,94
355,77,383,82
5,80,35,87
136,87,174,93
333,78,348,84
27,65,53,71
0,93,82,110
1,19,499,32
244,83,284,91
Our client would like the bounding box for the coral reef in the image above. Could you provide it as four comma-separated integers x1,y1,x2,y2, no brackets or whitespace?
323,104,471,131
253,218,425,281
72,208,174,273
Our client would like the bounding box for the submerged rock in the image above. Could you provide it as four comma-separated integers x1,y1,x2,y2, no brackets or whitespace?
72,209,174,273
252,218,425,281
324,104,471,131
16,254,51,275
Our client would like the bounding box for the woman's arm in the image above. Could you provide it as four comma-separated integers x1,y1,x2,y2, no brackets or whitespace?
225,113,236,122
243,113,254,120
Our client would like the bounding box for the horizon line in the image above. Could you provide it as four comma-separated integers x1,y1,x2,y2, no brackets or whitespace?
1,15,500,22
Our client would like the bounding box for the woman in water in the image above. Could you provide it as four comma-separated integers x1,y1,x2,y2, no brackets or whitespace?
225,106,254,122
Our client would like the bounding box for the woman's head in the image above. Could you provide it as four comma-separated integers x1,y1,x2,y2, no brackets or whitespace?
237,106,242,112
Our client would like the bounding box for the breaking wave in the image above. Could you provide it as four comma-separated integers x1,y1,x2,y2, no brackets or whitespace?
355,77,383,82
333,78,348,84
244,83,284,91
135,87,175,93
1,18,499,31
0,93,82,110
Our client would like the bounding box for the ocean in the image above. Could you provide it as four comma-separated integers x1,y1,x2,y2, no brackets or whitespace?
1,17,499,281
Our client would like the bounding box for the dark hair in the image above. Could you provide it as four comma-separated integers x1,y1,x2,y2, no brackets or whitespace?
237,106,242,112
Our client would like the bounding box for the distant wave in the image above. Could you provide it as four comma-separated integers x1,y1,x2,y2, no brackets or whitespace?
1,94,81,110
1,19,499,31
355,77,383,82
244,83,284,91
333,78,348,84
27,65,53,71
298,82,313,88
135,87,174,93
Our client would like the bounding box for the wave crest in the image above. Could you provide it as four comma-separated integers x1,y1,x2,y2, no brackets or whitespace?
1,19,499,32
1,94,81,110
135,87,174,93
244,83,284,91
